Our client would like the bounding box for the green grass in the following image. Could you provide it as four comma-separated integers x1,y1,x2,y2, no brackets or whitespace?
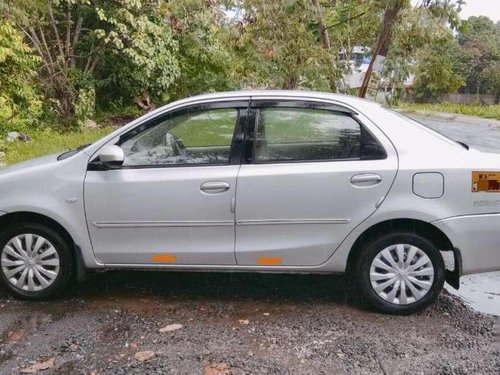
3,127,116,165
397,103,500,120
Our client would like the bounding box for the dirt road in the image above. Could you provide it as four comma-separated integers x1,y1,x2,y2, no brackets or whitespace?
0,112,499,374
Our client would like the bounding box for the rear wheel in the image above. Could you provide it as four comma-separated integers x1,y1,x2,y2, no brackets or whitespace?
356,232,445,315
0,223,74,299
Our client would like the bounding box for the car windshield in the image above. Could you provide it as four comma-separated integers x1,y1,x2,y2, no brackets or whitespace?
388,109,469,150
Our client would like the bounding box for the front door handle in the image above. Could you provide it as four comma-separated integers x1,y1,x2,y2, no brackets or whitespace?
350,174,382,187
200,181,230,194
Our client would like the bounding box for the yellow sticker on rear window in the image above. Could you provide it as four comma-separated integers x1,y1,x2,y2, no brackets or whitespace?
472,172,500,192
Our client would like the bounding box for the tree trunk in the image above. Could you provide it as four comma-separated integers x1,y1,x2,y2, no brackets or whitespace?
134,92,156,112
359,2,404,98
311,0,337,92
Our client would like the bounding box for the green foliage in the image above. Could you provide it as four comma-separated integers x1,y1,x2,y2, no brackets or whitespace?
413,38,465,100
95,0,180,108
0,0,495,135
74,87,96,126
3,0,180,126
166,0,237,100
454,16,500,95
0,21,43,132
382,54,411,106
230,0,332,90
481,61,500,103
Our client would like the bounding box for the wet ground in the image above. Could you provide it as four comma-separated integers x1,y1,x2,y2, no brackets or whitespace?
0,272,498,374
0,112,499,374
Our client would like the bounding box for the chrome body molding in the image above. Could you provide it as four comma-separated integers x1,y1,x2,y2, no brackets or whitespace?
92,220,234,228
236,218,351,226
93,219,350,228
431,212,500,223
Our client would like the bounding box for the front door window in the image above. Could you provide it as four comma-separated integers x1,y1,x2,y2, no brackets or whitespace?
121,108,238,166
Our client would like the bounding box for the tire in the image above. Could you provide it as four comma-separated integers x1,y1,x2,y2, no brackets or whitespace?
356,232,445,315
0,222,74,300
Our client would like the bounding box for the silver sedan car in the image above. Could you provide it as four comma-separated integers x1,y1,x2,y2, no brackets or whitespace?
1,90,499,314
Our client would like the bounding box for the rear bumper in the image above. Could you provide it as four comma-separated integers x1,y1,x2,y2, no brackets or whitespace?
433,213,500,275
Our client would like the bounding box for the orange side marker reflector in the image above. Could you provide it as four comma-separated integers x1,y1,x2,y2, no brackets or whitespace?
152,254,177,263
258,257,282,265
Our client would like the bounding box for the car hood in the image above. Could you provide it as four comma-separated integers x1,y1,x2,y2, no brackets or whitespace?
0,153,60,177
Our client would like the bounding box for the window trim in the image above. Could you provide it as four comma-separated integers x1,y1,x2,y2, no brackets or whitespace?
246,100,386,165
89,101,249,170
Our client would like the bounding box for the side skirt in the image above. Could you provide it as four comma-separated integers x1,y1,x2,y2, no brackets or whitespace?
97,263,342,275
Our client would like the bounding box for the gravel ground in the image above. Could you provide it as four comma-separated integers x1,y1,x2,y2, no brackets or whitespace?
0,112,499,374
0,272,498,374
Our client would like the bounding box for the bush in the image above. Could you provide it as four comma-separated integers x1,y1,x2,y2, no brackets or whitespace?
0,22,43,133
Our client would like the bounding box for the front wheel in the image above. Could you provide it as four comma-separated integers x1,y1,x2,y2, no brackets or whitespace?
0,223,74,300
356,232,445,315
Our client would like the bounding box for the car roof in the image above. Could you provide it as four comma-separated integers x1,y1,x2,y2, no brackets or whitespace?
171,89,381,112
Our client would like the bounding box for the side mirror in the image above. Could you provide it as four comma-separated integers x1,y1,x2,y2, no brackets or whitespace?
97,145,124,169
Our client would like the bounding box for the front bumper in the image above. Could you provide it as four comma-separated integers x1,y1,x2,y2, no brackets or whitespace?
434,213,500,275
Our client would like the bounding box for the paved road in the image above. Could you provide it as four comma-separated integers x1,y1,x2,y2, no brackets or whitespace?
407,111,500,153
0,112,498,374
407,112,500,317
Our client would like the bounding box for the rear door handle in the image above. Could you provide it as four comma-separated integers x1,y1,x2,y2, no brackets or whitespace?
350,174,382,186
200,181,230,194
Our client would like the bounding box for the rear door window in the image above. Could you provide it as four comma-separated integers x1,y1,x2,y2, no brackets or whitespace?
253,107,362,162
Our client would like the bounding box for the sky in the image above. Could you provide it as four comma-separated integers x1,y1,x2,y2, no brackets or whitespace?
412,0,500,22
458,0,500,22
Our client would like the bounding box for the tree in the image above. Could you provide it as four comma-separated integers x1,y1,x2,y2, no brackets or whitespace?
455,16,500,98
165,0,237,100
413,38,465,100
0,21,42,132
2,0,180,127
358,0,464,98
359,0,409,98
310,0,340,91
482,61,500,104
94,1,180,111
230,0,331,90
381,52,412,105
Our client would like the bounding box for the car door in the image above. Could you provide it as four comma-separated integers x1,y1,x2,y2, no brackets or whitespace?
235,100,398,266
84,100,248,265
